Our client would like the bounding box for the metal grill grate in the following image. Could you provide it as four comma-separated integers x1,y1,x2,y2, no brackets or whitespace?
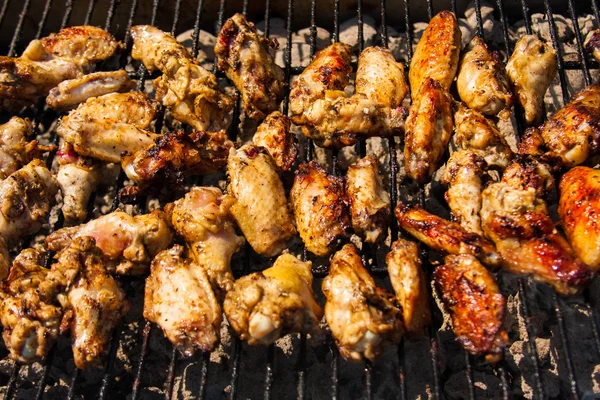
0,0,599,399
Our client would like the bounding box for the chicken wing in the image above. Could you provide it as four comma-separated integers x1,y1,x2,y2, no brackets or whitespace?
144,245,221,356
323,244,403,362
404,78,454,183
56,159,100,225
346,155,391,243
215,13,285,120
409,10,461,95
252,111,297,172
585,29,600,63
224,253,323,345
227,145,296,257
355,46,408,108
290,161,350,257
434,254,507,363
386,239,431,337
506,35,557,125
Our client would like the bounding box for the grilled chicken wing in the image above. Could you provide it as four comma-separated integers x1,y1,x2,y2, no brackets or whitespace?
434,255,507,362
144,245,221,356
404,78,454,183
56,158,100,225
456,36,513,117
227,145,296,257
253,111,297,172
323,244,403,362
0,160,58,246
506,35,557,125
559,167,600,270
290,161,350,257
0,237,9,280
585,29,600,63
45,210,172,275
355,46,408,108
409,10,461,95
386,239,431,337
395,202,502,268
224,253,323,345
46,70,135,110
215,13,285,120
346,155,391,243
166,187,244,295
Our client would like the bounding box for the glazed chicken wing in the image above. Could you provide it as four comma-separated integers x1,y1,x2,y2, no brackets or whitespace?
144,245,221,356
506,35,557,125
585,29,600,62
252,111,297,172
224,253,323,345
227,145,296,257
434,254,507,363
323,244,403,362
290,161,350,257
216,13,285,120
355,46,408,108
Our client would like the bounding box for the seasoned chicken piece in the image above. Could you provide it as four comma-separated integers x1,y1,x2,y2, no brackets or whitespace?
409,10,461,95
386,239,431,337
145,245,221,356
395,202,502,268
404,78,454,183
224,253,323,345
166,187,244,295
456,36,513,117
0,160,58,246
355,46,408,108
441,150,486,235
0,237,9,280
506,35,557,125
46,70,135,110
434,255,508,363
453,104,513,169
56,159,100,225
45,210,172,275
290,161,350,257
585,29,600,63
215,13,285,120
559,167,600,271
346,155,391,243
323,244,403,362
253,111,297,171
500,155,554,198
227,145,296,257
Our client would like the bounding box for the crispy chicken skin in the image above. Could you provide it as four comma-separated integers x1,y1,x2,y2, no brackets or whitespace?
166,187,244,295
404,78,454,183
323,244,403,362
46,70,136,110
0,160,59,246
144,245,221,356
57,160,100,225
559,167,600,270
506,35,557,125
434,255,508,363
585,29,600,63
224,253,323,345
45,210,172,275
355,46,408,108
252,111,297,172
409,10,461,94
290,161,350,257
346,155,391,243
386,239,431,337
227,145,296,257
456,36,513,117
395,202,502,268
215,13,285,120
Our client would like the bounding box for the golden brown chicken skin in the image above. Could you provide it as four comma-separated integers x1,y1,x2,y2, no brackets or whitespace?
355,46,408,108
290,161,350,257
252,111,297,172
434,255,508,363
215,13,285,120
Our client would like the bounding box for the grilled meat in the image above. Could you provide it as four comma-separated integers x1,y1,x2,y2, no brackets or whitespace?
585,29,600,63
355,46,408,108
252,111,297,172
56,158,100,225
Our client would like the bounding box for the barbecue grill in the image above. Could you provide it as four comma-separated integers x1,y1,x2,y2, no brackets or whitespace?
0,0,599,398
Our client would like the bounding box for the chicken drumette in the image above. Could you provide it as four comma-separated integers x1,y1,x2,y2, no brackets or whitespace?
252,111,297,172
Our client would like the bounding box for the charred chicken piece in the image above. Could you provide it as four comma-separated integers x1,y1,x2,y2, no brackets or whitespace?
227,145,296,257
323,244,403,362
290,161,350,257
215,13,285,120
585,29,600,63
506,35,557,125
144,245,221,356
395,202,502,268
224,253,323,345
434,254,508,363
386,239,431,338
355,46,408,108
346,155,391,244
252,111,297,172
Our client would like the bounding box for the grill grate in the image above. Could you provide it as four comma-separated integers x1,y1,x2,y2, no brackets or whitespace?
0,0,599,399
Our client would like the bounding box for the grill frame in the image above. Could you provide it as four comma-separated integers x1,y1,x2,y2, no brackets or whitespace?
0,0,598,399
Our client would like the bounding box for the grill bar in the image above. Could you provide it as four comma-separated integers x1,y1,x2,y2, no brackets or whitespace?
164,346,178,400
7,0,30,57
83,0,97,25
0,0,10,31
131,321,152,400
35,0,54,41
